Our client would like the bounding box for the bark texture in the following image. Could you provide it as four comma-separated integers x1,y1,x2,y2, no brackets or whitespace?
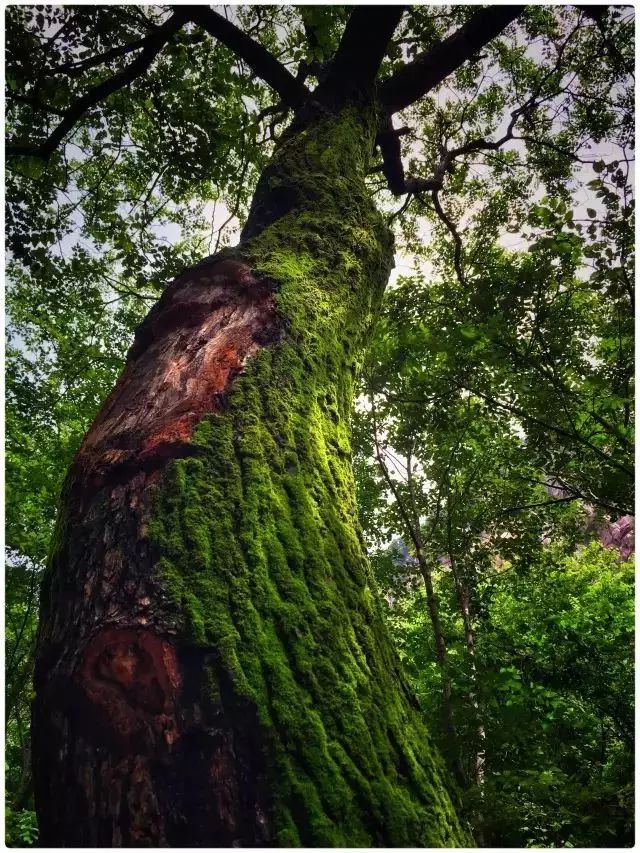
33,105,470,847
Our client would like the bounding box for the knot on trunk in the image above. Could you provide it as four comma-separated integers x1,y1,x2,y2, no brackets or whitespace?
80,628,182,745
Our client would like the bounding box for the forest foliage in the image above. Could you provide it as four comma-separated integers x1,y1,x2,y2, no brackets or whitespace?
5,4,634,846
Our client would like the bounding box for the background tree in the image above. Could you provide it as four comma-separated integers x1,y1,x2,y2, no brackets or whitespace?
5,3,634,848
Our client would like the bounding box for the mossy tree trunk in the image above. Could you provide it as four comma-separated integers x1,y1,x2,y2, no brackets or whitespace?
33,103,470,847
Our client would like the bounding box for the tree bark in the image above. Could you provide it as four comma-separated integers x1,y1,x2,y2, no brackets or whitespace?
33,103,469,847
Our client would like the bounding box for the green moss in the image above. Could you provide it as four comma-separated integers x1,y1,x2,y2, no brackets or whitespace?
148,106,471,846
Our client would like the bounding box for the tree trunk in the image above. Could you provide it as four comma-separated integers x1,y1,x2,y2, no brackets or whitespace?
33,104,469,847
417,560,466,788
446,524,486,792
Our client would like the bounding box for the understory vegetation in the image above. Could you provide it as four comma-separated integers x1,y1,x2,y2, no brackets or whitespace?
6,4,634,847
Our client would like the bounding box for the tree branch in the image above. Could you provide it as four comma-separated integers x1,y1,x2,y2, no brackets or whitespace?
388,382,633,484
7,10,189,160
376,19,530,196
376,82,584,198
317,6,406,102
498,495,580,515
379,6,525,114
457,382,634,480
50,36,150,76
185,5,309,108
300,8,322,55
6,93,67,116
430,190,465,284
376,117,418,195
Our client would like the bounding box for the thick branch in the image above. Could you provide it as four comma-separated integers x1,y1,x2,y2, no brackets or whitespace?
576,5,609,23
317,6,406,101
376,117,412,195
186,6,309,108
7,10,189,160
379,6,525,114
300,8,321,54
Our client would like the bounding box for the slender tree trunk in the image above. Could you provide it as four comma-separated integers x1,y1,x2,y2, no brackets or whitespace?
446,524,486,792
446,516,486,844
405,449,464,787
369,429,464,788
454,576,486,844
417,559,465,787
33,104,469,847
457,583,486,789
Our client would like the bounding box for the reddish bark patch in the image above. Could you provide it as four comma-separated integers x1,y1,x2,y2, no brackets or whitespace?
80,628,181,743
73,257,283,492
